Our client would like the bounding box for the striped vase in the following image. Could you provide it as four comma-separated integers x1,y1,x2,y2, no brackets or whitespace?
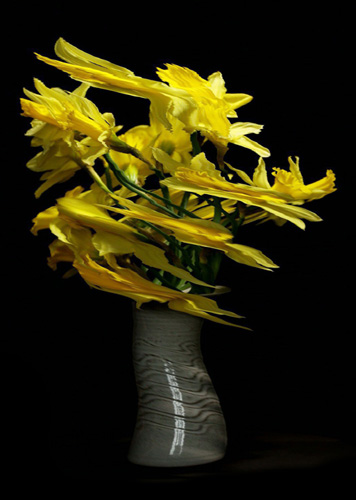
127,303,227,467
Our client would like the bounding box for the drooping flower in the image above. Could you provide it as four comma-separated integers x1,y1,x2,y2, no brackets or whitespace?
231,156,336,202
157,150,325,229
271,157,336,202
228,156,336,225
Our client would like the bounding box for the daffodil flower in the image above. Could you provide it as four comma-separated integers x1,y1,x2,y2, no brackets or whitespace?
109,113,192,186
228,156,336,225
74,254,248,328
35,38,198,132
32,188,214,290
157,150,325,229
21,78,158,196
21,78,120,147
21,80,123,196
156,64,270,160
25,139,82,198
231,156,336,202
271,157,336,202
32,194,247,326
35,38,270,161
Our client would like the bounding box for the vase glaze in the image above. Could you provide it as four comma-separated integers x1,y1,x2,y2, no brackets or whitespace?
127,303,227,467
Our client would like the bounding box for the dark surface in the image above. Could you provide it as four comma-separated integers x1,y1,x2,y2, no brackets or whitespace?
44,432,356,483
2,1,354,487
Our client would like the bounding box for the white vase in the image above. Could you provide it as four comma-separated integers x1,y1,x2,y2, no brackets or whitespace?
127,303,227,467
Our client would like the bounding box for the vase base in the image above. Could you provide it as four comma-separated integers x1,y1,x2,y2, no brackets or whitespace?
127,450,226,468
127,423,227,468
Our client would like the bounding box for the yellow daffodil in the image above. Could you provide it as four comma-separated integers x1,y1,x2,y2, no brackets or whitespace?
25,138,83,198
271,157,336,202
32,191,247,326
59,196,216,288
35,39,269,161
232,156,336,202
102,195,278,271
109,113,192,186
21,79,120,146
156,64,270,160
21,80,124,196
46,239,76,271
35,38,198,132
31,189,97,265
228,156,336,225
157,150,324,229
74,254,247,328
149,113,193,164
32,187,214,289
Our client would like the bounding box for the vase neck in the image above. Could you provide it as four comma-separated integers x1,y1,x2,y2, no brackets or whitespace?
132,304,204,342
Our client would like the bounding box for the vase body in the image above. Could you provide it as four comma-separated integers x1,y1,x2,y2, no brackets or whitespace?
127,303,227,467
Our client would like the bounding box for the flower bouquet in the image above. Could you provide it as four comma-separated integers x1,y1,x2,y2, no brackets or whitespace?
20,39,337,466
21,38,336,329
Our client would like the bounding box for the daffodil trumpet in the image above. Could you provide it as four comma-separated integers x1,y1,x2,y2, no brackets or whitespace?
20,38,336,328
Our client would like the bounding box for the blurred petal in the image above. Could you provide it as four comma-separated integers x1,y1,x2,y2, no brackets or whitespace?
74,255,247,328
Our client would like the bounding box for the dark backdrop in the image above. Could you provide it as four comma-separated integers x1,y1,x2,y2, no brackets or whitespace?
2,2,354,484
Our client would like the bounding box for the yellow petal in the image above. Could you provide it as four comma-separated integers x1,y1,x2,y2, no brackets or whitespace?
253,158,272,189
56,197,212,288
74,255,247,328
35,47,196,132
92,230,213,289
31,206,59,234
103,196,277,270
161,169,321,229
47,239,75,270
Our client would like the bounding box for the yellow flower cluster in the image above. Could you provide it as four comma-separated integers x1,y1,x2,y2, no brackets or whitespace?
21,38,336,328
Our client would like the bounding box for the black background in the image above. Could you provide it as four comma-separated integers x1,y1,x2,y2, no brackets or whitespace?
2,1,355,486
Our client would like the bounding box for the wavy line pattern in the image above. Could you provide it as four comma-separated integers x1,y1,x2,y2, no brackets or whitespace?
127,306,227,467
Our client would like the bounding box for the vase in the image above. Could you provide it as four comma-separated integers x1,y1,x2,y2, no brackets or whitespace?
127,302,227,467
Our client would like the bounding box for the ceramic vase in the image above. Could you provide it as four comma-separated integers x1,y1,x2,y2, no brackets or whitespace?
127,303,227,467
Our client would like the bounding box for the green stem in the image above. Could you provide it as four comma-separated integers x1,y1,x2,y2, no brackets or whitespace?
104,167,113,192
232,215,245,241
141,220,179,249
212,198,222,223
148,268,183,290
108,134,155,171
105,154,180,218
105,153,200,219
138,220,198,273
86,161,200,288
86,166,113,196
179,192,190,215
229,202,245,240
190,131,201,156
